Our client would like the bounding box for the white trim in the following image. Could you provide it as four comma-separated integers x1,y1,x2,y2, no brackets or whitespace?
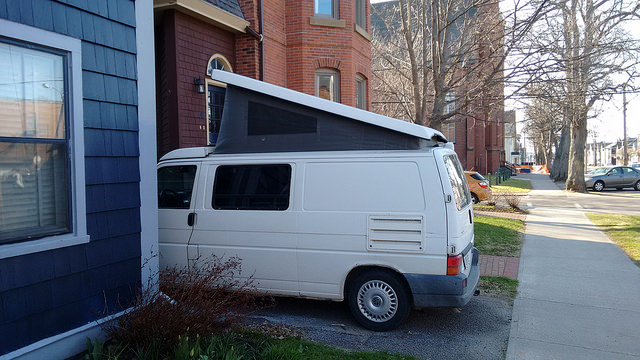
1,310,128,360
0,19,88,258
210,70,445,141
206,53,233,76
136,0,160,291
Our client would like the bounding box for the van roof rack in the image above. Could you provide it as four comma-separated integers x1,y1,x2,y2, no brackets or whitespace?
160,146,215,161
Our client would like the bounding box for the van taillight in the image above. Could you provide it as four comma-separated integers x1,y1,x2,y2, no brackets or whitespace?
447,254,462,275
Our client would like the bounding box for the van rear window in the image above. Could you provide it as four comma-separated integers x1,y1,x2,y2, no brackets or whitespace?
213,164,291,211
443,155,471,210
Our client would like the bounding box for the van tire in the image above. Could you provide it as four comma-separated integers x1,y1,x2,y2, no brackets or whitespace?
347,270,410,331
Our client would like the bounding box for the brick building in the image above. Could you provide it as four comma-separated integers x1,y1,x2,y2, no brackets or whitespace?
154,0,372,157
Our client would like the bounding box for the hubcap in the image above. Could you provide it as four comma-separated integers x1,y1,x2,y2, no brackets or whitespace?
357,280,398,322
595,182,603,191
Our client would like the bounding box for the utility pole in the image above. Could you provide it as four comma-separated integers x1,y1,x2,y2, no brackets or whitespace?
623,85,628,166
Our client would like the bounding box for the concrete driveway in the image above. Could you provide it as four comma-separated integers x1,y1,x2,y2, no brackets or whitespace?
250,294,513,359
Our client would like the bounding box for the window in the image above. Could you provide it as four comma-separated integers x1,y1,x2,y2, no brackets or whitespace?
0,20,86,253
206,54,232,76
206,54,232,145
445,91,455,115
213,165,291,211
355,0,366,29
443,155,471,211
158,166,197,209
248,101,317,135
315,69,340,102
442,122,455,142
355,74,367,110
315,0,338,19
0,41,68,243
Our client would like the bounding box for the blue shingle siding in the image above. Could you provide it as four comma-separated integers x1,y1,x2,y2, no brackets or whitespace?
0,0,144,355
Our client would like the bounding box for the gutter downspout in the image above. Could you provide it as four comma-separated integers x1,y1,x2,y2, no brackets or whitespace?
259,0,264,81
244,1,264,81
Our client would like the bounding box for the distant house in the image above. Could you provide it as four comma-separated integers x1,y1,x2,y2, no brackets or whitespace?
153,0,372,158
0,0,157,358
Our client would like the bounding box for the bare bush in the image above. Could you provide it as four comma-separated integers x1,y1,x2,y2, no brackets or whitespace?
496,191,522,210
105,255,272,353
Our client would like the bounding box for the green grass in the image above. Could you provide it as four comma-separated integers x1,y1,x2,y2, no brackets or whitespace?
83,330,417,360
491,178,531,193
586,213,640,267
474,216,524,257
479,276,519,299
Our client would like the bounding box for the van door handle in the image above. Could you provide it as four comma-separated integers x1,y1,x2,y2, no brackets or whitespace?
187,213,196,227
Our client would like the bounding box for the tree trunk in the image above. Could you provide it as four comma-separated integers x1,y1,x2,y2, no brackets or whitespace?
565,122,587,192
551,126,569,182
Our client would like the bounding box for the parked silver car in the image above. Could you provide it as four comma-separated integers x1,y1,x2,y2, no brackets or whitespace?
585,166,640,191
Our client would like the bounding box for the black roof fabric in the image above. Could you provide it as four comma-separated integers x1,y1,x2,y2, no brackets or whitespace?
213,85,426,154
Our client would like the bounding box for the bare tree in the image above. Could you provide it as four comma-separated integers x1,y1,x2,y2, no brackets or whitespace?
371,0,545,131
524,84,563,170
521,0,639,191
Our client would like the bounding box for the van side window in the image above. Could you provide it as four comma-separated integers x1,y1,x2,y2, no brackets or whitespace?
158,165,197,209
443,155,471,210
213,164,291,210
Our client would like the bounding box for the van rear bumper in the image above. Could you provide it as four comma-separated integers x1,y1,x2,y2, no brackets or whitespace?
404,247,479,308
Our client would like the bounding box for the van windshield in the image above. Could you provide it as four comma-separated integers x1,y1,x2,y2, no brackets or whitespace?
444,155,471,210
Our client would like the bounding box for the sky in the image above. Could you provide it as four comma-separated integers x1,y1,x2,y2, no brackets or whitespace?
369,0,640,143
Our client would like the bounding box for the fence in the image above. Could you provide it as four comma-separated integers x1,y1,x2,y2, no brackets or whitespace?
485,166,512,186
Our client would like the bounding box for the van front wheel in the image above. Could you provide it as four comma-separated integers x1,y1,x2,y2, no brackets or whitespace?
347,270,410,331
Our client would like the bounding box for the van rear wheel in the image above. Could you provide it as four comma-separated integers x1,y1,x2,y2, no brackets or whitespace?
347,270,410,331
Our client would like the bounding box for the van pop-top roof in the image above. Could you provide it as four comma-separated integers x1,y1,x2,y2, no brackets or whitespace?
207,69,447,154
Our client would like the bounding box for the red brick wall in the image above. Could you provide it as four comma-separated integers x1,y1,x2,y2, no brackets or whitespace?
236,0,260,79
282,0,372,109
155,10,236,157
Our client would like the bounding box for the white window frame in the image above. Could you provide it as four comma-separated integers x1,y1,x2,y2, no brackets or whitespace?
356,73,367,110
0,19,88,259
445,91,455,115
315,68,340,102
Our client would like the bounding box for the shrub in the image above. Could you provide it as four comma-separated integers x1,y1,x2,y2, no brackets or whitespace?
105,255,272,353
500,191,522,210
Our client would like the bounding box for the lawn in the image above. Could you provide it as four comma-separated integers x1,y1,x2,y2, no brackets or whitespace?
586,213,640,267
474,216,525,257
491,178,531,193
479,276,519,299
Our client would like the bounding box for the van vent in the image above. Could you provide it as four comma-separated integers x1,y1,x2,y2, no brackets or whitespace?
367,216,424,252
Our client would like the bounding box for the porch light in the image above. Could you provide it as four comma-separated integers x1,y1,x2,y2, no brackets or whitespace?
193,78,205,94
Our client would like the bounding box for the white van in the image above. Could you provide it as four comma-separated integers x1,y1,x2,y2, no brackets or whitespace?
157,71,479,331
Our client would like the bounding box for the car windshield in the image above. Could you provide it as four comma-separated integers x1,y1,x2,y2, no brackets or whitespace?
588,168,608,175
470,173,486,181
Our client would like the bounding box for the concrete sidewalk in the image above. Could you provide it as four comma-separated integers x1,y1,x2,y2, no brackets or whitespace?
507,175,640,359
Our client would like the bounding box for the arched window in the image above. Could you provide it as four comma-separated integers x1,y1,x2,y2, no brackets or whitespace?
206,54,232,77
315,68,340,102
205,54,232,146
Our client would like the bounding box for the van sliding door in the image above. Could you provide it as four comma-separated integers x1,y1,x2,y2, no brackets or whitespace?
157,163,200,268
